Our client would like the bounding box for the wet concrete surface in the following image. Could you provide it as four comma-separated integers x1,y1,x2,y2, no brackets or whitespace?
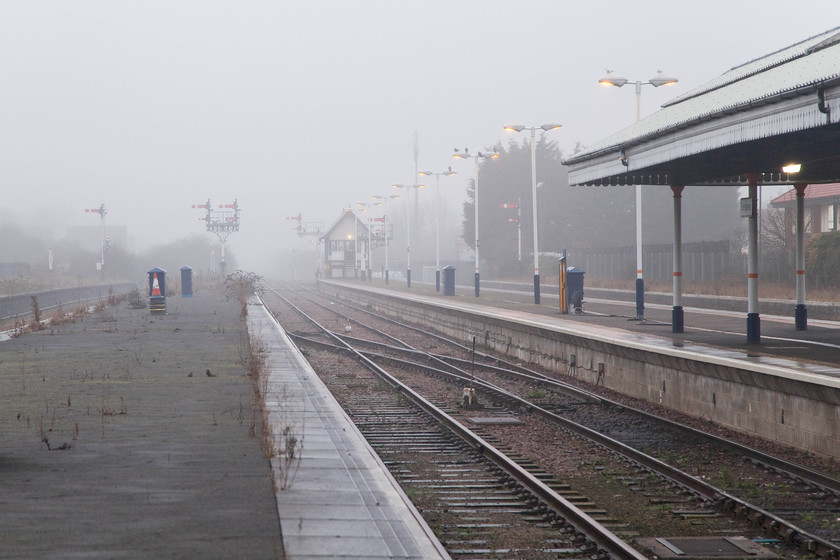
0,294,281,559
338,279,840,375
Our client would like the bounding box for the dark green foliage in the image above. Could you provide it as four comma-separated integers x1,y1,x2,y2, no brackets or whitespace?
461,137,743,276
808,231,840,287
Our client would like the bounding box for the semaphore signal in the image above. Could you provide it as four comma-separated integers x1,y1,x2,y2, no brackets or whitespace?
192,199,240,276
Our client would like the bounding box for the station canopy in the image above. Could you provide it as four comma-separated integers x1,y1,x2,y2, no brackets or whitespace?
563,27,840,187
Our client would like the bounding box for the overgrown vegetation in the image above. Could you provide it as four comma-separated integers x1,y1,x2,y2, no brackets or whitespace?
224,270,263,318
247,334,303,492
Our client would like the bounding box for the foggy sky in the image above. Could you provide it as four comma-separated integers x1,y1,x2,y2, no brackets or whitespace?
0,1,833,273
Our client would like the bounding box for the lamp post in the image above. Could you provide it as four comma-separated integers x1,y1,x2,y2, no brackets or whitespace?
503,124,562,304
453,148,499,297
598,70,677,319
391,183,424,287
355,199,379,282
418,167,457,292
372,194,399,284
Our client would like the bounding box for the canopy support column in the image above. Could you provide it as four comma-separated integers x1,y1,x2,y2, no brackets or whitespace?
747,176,760,344
794,183,808,330
671,185,685,333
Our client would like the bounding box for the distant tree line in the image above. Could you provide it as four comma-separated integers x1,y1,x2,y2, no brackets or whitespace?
0,222,235,294
460,137,745,280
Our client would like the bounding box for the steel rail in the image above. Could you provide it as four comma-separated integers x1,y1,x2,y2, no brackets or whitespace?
305,283,840,490
264,289,649,560
272,284,840,559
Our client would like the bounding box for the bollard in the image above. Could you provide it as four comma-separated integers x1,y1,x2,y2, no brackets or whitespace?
148,267,167,314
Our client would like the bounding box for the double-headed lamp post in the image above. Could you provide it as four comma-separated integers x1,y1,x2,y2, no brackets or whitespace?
372,194,399,284
503,124,562,305
454,148,499,297
391,183,424,287
418,167,457,292
598,69,678,319
355,199,378,282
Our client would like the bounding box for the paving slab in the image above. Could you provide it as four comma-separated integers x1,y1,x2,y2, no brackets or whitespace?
0,293,281,559
247,298,450,560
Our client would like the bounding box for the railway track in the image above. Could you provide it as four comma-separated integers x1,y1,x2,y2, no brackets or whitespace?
262,283,840,559
266,286,647,560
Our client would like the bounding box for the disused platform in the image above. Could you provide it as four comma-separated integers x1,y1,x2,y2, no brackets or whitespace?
0,291,449,559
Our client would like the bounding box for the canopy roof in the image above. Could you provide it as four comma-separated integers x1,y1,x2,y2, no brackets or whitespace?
564,27,840,187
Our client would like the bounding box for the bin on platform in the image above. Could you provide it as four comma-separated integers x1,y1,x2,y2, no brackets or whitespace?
565,266,585,313
148,267,167,314
180,266,193,298
442,265,456,296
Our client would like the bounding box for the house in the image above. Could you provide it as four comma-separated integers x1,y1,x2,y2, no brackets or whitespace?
770,183,840,240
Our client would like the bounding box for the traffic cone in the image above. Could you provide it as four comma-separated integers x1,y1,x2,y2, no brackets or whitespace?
151,273,161,296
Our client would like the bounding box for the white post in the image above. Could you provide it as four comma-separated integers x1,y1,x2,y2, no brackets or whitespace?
529,129,539,303
671,185,684,332
473,157,480,297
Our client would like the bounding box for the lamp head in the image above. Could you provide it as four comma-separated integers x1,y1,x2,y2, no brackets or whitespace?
418,170,432,176
599,70,628,88
649,70,678,87
782,163,801,173
504,125,525,132
541,123,562,131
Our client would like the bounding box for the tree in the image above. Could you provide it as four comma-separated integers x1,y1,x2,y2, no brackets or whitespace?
460,138,744,280
807,231,840,288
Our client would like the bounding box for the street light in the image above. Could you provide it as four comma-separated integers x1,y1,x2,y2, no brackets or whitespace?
453,147,499,297
503,124,562,304
418,167,457,292
355,199,379,282
372,194,399,284
391,183,424,287
598,69,678,319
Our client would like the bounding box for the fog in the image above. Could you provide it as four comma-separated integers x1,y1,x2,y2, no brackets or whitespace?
0,1,832,278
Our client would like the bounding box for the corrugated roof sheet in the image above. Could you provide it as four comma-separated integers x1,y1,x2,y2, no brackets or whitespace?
565,26,840,164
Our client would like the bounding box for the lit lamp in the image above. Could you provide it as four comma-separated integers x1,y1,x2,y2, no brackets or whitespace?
598,69,678,319
391,183,424,287
503,124,562,304
453,148,499,297
418,168,457,292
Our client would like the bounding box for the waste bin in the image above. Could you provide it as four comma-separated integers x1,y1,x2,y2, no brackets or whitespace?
148,267,167,314
565,266,585,313
180,266,193,297
442,265,456,296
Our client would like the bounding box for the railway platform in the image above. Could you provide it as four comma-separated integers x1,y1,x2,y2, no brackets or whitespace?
317,278,840,460
0,290,447,559
247,297,450,560
346,278,840,376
